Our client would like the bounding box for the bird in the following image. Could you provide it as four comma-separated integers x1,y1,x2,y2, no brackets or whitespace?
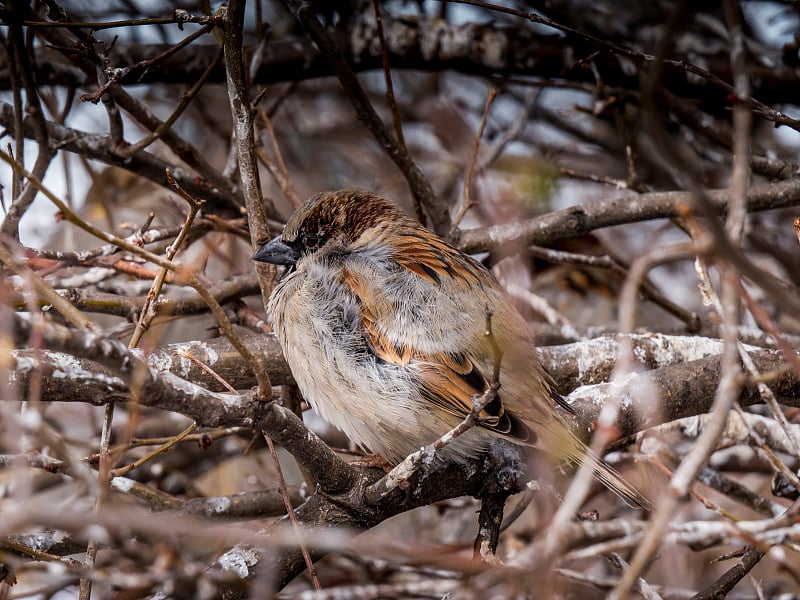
253,188,646,507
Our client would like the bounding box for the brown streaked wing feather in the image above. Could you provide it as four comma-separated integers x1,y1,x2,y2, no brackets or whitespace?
416,355,534,444
343,266,412,365
392,230,486,287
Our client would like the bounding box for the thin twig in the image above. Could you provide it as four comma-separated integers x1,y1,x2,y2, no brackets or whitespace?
80,24,215,104
256,111,301,208
450,0,800,133
612,266,742,599
223,0,276,355
110,423,197,477
0,238,97,330
478,89,539,172
128,169,205,348
723,0,751,244
607,553,663,600
691,546,764,600
545,244,691,531
371,0,405,152
451,86,498,234
118,44,224,157
23,11,216,30
526,244,700,330
370,0,415,220
263,433,321,591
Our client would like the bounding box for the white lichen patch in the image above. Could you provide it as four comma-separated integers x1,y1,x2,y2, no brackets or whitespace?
162,371,204,400
42,350,84,371
575,337,617,381
639,334,725,366
12,354,37,373
147,342,222,379
52,267,115,288
573,334,737,385
143,349,176,375
160,370,246,414
175,352,193,378
220,392,248,411
111,476,135,493
14,530,65,552
211,496,231,514
570,368,641,408
477,29,507,69
569,382,611,407
217,546,259,578
31,350,124,391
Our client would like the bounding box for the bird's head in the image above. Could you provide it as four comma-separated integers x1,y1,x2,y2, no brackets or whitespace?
252,188,412,267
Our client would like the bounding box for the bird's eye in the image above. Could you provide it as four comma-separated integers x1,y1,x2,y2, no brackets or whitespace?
304,231,321,249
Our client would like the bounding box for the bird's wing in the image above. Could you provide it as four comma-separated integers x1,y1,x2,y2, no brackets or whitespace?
340,235,535,444
392,230,574,420
413,352,535,443
389,229,486,288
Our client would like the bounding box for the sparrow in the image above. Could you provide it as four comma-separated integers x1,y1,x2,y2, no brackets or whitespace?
254,188,645,507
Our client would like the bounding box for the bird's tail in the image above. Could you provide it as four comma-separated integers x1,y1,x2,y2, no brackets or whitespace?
542,420,651,510
581,446,651,510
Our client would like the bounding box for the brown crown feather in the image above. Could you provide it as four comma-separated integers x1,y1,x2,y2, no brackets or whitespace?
282,188,413,246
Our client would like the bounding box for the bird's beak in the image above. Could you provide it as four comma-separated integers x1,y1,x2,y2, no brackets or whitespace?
252,236,299,266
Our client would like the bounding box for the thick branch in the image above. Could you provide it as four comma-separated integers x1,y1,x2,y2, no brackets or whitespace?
56,274,260,318
567,350,794,437
222,0,275,314
8,14,794,113
12,330,799,443
457,178,800,253
7,311,799,590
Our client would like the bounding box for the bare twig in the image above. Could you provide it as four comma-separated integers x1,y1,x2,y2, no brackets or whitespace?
23,10,217,30
526,244,700,330
110,423,197,477
451,86,497,234
1,22,54,239
691,546,764,600
128,169,205,348
371,0,407,153
256,111,301,208
263,432,321,590
117,44,224,157
0,238,97,330
612,268,741,599
457,179,800,259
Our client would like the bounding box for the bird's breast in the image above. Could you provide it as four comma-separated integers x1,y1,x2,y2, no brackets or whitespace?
266,264,437,460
